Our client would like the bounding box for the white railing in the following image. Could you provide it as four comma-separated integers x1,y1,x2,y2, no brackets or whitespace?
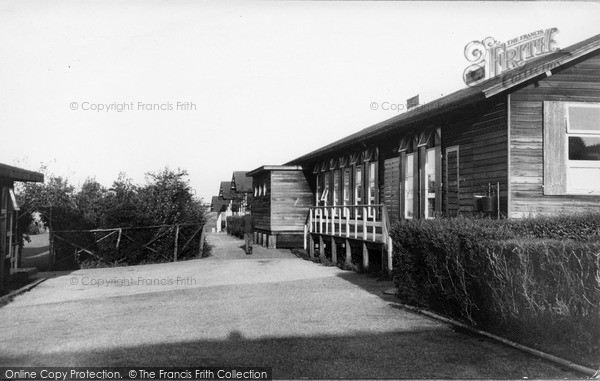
304,203,393,271
306,204,389,242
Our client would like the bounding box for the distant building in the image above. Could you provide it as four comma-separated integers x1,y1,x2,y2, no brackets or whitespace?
230,171,253,215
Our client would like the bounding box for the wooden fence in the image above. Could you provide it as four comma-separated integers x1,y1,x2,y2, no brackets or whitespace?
51,223,206,268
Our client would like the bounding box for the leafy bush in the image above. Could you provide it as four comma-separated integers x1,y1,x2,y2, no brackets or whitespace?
390,214,600,367
16,167,207,269
226,216,244,239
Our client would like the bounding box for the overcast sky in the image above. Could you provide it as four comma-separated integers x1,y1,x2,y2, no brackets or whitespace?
1,1,599,202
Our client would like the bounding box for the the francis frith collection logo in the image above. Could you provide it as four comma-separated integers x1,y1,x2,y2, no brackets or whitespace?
463,28,560,86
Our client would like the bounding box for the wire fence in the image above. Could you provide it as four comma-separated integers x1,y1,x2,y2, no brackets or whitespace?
50,223,206,268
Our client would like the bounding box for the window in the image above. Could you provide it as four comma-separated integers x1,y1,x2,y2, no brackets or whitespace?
9,189,19,211
544,102,600,195
405,153,415,219
355,165,363,205
368,162,376,206
322,172,330,205
316,173,322,205
333,170,340,206
566,104,600,194
425,148,436,218
343,167,351,206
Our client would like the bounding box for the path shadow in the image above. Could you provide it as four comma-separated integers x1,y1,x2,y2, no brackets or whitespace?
0,329,577,379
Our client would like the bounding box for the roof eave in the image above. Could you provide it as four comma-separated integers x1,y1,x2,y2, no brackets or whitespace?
0,163,44,183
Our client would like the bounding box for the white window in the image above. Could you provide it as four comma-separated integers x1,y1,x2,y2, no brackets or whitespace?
425,148,436,218
343,168,351,205
405,153,415,219
566,103,600,194
355,165,362,205
368,162,376,205
322,173,330,205
333,170,340,206
316,173,322,205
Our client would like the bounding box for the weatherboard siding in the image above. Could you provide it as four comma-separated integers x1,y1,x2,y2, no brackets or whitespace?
442,98,509,215
509,52,600,217
251,172,271,231
270,171,313,232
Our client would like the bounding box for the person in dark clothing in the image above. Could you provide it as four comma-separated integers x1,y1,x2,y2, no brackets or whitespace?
242,210,253,255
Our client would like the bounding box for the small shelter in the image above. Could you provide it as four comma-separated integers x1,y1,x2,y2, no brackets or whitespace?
0,163,44,293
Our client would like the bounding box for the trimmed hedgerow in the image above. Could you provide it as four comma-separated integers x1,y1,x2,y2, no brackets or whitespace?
390,214,600,367
226,216,244,239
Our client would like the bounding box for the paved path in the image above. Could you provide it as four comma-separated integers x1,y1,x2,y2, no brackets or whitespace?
0,233,579,379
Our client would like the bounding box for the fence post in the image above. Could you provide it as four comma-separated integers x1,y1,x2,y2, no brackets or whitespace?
199,225,206,257
173,224,180,262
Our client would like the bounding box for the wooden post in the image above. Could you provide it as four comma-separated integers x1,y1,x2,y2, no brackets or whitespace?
199,225,207,257
387,236,393,272
362,242,369,271
345,208,349,238
331,236,337,264
309,234,315,258
268,234,277,249
345,239,351,264
319,235,325,257
0,187,7,292
319,209,323,234
354,208,358,239
49,207,54,266
173,224,180,262
362,207,367,240
303,225,307,250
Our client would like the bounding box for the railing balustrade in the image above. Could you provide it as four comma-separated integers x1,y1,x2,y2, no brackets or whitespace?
304,203,394,272
307,204,387,243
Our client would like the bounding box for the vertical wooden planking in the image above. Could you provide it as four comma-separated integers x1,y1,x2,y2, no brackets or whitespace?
543,101,567,195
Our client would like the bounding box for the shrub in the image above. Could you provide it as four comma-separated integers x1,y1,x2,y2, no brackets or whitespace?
390,214,600,367
226,216,244,239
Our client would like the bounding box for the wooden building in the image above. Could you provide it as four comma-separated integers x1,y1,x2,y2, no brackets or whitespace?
246,166,313,248
246,34,600,270
230,171,253,215
0,163,44,293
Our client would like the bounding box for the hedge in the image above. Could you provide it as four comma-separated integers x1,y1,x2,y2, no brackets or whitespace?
390,214,600,366
226,216,244,239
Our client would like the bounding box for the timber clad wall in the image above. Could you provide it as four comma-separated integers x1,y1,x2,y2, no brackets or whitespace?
442,98,509,215
509,52,600,217
383,157,400,222
270,171,313,232
252,172,271,231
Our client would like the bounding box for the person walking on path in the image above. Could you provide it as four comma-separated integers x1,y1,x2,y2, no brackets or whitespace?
242,210,254,255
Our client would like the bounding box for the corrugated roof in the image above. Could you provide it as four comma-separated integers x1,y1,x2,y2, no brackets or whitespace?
231,171,253,193
0,163,44,182
286,34,600,165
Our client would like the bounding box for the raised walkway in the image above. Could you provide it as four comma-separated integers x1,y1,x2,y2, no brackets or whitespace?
0,232,579,379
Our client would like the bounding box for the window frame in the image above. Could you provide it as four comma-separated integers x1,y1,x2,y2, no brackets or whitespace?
565,102,600,195
404,152,415,219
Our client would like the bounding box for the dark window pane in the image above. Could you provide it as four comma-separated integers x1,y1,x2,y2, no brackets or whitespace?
569,136,600,161
568,106,600,132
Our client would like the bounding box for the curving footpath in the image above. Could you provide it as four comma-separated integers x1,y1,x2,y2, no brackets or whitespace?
0,232,582,379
